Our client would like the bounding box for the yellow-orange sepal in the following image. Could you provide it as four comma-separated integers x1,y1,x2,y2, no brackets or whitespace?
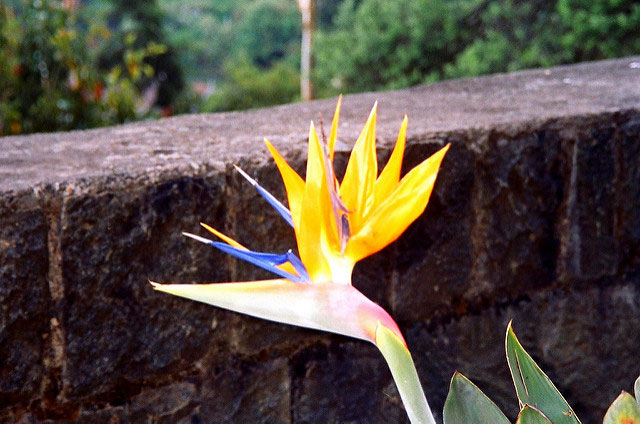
346,143,449,262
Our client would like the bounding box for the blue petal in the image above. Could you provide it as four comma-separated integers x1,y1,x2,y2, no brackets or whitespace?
212,242,303,281
183,232,308,283
235,165,294,228
285,250,310,281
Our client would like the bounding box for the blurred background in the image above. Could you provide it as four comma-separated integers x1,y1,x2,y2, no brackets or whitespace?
1,0,639,136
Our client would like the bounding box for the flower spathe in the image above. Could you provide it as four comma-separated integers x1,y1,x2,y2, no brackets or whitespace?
151,97,448,424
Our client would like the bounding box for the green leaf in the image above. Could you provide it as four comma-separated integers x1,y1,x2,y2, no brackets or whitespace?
516,405,552,424
635,376,640,406
603,392,640,424
376,323,436,424
505,322,581,424
443,372,510,424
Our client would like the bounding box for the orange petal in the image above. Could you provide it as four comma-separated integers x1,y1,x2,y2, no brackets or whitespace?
346,144,449,262
265,139,305,230
297,123,335,280
328,95,342,162
340,103,378,233
200,222,247,250
199,222,297,276
372,115,407,215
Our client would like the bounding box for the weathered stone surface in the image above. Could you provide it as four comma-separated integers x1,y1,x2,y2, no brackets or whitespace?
70,356,291,423
392,139,475,322
292,341,407,424
3,57,640,194
194,355,291,423
468,127,563,299
617,114,640,282
558,117,619,283
1,57,640,422
0,190,50,411
58,173,235,401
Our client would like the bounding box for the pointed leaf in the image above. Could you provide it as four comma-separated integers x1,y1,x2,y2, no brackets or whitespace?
375,323,436,424
505,322,581,424
443,372,510,424
603,392,640,424
516,405,551,424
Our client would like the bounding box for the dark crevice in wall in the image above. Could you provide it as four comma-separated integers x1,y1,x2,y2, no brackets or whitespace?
34,185,78,420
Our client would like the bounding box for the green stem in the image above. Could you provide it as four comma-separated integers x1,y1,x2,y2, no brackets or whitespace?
376,324,436,424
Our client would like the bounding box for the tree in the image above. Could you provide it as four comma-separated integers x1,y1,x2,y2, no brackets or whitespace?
234,0,301,68
201,56,299,112
160,0,236,81
313,0,640,96
556,0,640,62
298,0,315,101
0,0,169,135
313,0,482,96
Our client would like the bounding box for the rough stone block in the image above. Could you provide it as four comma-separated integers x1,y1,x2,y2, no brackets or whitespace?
292,341,407,423
195,356,291,423
618,114,640,281
469,127,564,302
0,190,50,410
392,139,475,323
57,173,235,402
70,356,291,423
558,118,619,282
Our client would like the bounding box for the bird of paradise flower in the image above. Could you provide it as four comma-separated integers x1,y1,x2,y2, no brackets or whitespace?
151,97,449,424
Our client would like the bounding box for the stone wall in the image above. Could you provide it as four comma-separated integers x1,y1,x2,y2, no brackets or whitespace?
1,57,639,423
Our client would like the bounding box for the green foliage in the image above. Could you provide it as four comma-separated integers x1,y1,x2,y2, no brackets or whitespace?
160,0,300,82
557,0,640,62
202,57,299,113
314,0,479,95
234,0,300,68
5,0,640,131
0,0,167,135
444,322,640,423
94,0,184,107
443,373,510,424
516,405,552,423
1,0,102,134
443,0,563,79
160,0,235,81
314,0,640,96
